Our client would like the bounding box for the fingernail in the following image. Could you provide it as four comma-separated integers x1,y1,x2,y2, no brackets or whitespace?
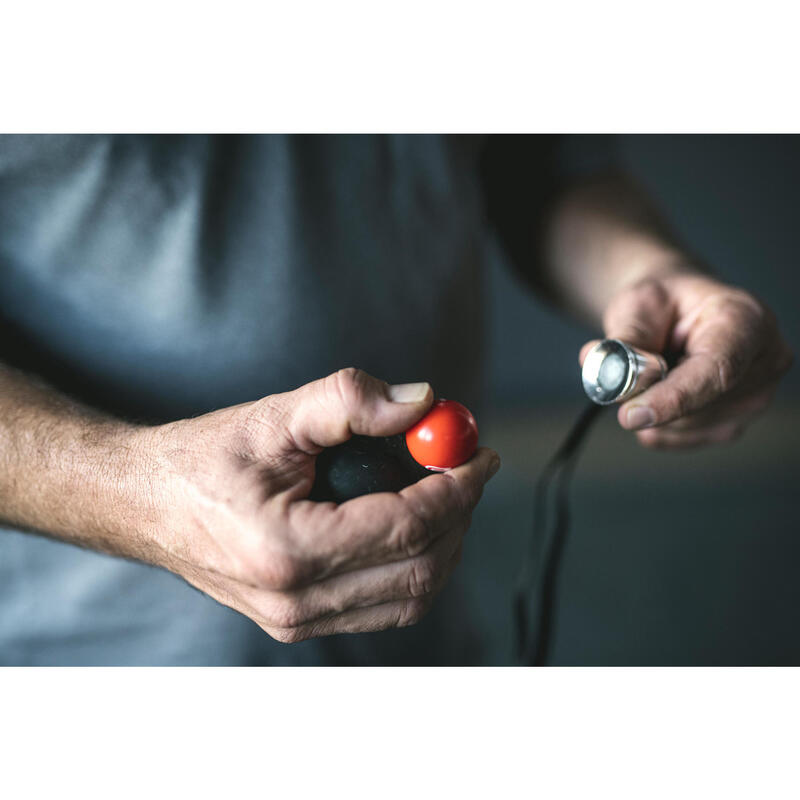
486,455,501,481
626,406,655,430
388,382,431,403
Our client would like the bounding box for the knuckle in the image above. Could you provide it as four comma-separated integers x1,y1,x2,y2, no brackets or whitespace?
407,555,438,598
604,278,667,333
269,625,304,645
331,367,369,411
397,597,430,628
617,277,666,309
632,277,669,303
665,383,692,419
440,471,475,517
714,351,743,394
255,552,303,592
393,507,430,559
735,291,766,323
717,298,746,326
711,290,764,324
265,596,307,630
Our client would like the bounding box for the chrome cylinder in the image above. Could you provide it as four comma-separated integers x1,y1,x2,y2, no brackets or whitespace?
582,339,667,405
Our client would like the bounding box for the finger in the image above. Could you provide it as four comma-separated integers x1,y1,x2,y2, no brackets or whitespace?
636,420,746,450
400,446,500,532
270,595,438,642
256,367,434,455
271,546,465,641
617,354,731,430
186,528,465,642
282,447,499,582
618,298,766,430
653,382,779,434
244,525,465,631
191,555,455,643
602,278,676,354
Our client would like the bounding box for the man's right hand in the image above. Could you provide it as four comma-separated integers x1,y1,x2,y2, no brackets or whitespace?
131,368,500,642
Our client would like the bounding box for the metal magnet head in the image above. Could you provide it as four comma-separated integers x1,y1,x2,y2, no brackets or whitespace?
582,338,668,405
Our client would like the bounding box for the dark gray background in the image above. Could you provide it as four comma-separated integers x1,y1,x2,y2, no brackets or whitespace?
2,134,795,666
473,135,799,664
489,134,800,405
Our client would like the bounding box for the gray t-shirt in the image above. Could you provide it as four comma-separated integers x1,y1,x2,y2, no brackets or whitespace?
0,134,576,664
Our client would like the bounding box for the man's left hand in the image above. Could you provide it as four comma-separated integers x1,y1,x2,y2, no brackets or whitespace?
580,273,793,449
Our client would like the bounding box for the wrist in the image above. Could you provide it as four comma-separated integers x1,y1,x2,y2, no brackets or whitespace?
545,174,708,325
60,419,169,563
32,416,170,567
0,364,180,568
109,421,192,569
597,240,699,311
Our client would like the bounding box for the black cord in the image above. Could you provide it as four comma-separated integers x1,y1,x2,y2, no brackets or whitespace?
514,402,606,666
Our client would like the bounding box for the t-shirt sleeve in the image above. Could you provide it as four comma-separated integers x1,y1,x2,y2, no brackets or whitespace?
479,135,624,284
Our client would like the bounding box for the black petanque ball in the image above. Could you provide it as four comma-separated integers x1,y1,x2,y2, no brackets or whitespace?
310,435,430,504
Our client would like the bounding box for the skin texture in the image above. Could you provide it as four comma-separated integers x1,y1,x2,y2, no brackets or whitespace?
545,174,793,449
0,172,792,642
0,365,499,642
579,274,793,449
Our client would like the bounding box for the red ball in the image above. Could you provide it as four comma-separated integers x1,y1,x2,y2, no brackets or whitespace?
405,399,479,471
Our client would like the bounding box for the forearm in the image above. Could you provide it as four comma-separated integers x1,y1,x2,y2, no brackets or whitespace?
542,172,701,326
0,361,157,560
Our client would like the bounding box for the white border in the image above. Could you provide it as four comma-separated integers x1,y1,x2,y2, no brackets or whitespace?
2,667,798,798
2,0,799,131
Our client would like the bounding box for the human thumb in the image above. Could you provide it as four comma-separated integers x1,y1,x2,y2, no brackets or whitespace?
276,368,433,453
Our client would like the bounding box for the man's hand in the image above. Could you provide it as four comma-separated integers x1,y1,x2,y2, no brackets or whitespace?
0,365,499,643
580,274,793,449
132,368,500,641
